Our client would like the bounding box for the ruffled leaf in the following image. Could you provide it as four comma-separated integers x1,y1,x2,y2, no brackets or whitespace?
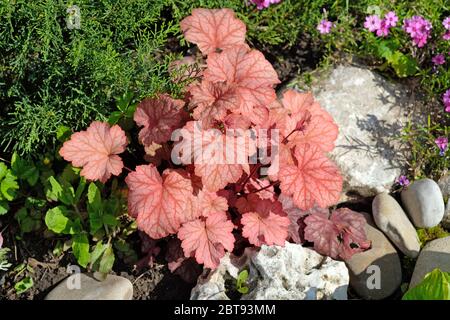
178,211,235,269
190,80,239,128
59,121,127,183
180,8,246,55
279,144,342,210
125,165,193,238
241,210,289,246
304,208,370,260
204,45,280,118
134,94,186,147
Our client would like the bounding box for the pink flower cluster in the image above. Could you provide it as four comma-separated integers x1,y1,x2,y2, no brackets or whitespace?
443,89,450,112
443,17,450,40
364,11,398,37
317,19,334,34
249,0,281,10
432,54,446,66
435,136,448,156
403,16,432,47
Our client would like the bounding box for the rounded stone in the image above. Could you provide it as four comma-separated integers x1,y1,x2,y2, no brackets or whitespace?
401,178,444,228
372,192,420,258
409,236,450,289
442,200,450,229
438,173,450,199
45,273,133,300
346,216,402,300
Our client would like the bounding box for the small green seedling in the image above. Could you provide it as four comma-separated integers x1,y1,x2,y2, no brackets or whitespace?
236,269,249,294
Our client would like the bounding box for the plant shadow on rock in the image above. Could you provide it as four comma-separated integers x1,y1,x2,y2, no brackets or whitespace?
353,114,407,169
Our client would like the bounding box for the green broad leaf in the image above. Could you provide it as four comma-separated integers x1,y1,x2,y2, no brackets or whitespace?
59,180,76,206
68,218,83,235
56,125,72,142
15,208,33,233
1,171,19,201
108,111,123,125
45,206,72,234
403,269,450,300
125,103,137,118
46,176,62,201
99,245,115,274
89,211,103,236
47,176,75,205
88,183,103,234
15,203,43,233
104,197,120,215
102,214,118,227
90,241,108,267
0,163,8,180
87,182,102,212
11,152,39,186
15,276,34,295
376,39,399,60
388,51,417,78
0,200,9,215
60,164,80,184
377,42,393,60
72,233,90,268
74,177,86,204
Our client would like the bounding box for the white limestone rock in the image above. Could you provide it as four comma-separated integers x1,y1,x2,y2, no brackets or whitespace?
191,242,349,300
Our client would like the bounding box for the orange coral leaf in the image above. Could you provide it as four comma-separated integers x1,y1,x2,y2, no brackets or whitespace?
59,121,127,183
178,212,235,269
279,144,342,210
125,165,193,238
180,8,246,55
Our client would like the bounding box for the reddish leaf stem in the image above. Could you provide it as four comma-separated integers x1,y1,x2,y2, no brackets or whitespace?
249,180,280,194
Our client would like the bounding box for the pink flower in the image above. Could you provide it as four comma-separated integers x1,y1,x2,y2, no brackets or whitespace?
443,89,450,106
443,31,450,40
403,16,432,47
364,15,382,32
376,20,390,37
317,19,333,34
443,17,450,30
384,11,398,27
0,232,3,249
249,0,280,9
396,175,410,187
250,0,270,9
442,89,450,112
432,54,446,65
435,136,448,156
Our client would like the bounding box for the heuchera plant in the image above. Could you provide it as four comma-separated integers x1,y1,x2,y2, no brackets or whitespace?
60,8,370,270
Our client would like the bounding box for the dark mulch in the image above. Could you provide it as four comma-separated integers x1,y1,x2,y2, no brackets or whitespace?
0,221,194,300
